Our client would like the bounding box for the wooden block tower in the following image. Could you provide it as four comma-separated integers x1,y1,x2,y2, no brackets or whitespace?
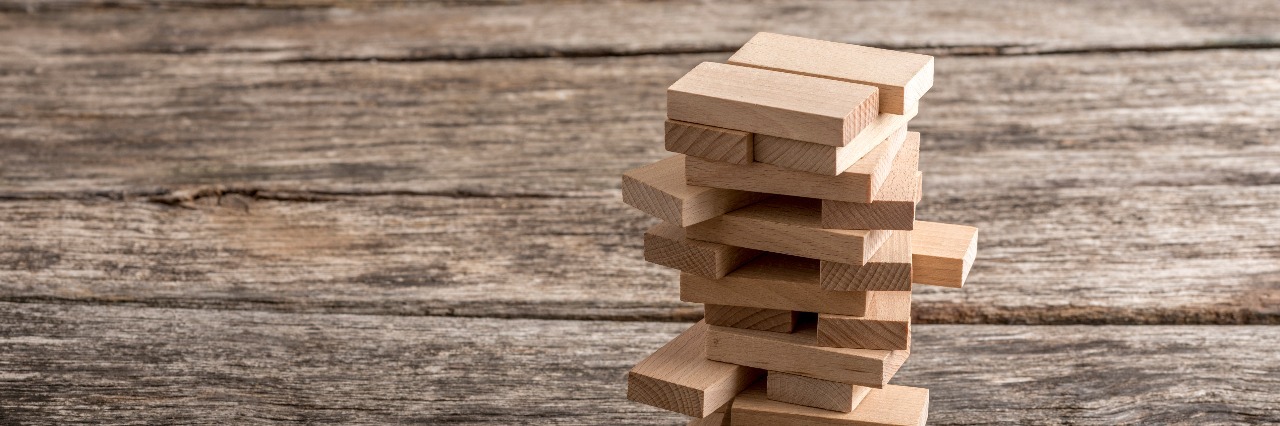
623,33,979,425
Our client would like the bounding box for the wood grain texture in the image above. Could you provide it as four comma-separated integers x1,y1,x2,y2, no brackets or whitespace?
741,381,927,426
705,324,909,387
668,62,879,147
820,233,913,292
645,222,762,279
755,109,915,176
682,254,868,316
623,155,769,227
912,221,979,288
704,304,797,333
767,371,871,413
688,403,731,426
665,120,753,165
823,136,922,230
686,196,892,265
629,320,762,418
818,292,913,350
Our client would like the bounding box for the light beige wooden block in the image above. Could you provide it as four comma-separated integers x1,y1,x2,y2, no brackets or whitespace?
767,371,871,413
622,155,768,226
645,222,761,279
820,232,912,292
704,304,798,333
729,32,935,115
912,220,980,288
705,324,908,387
685,196,892,265
685,132,908,203
733,381,930,426
667,62,879,147
666,120,753,165
818,292,912,350
822,133,922,230
687,402,731,426
628,320,763,417
755,108,914,176
682,254,868,316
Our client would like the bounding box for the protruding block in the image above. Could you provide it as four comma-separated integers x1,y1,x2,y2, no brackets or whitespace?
621,155,768,226
912,221,980,287
668,62,880,147
733,382,930,426
820,232,912,292
818,292,912,350
685,196,893,266
645,222,761,279
665,120,753,165
704,304,798,333
729,32,935,115
755,111,912,176
682,254,868,316
705,324,908,387
767,371,871,413
628,320,763,417
822,134,922,230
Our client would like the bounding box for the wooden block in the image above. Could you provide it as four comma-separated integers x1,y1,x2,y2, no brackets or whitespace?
645,222,762,279
767,371,870,413
733,381,929,426
822,134,922,230
817,292,912,350
685,132,909,203
704,304,798,333
819,232,912,292
728,32,935,115
685,196,893,265
912,220,980,288
687,401,731,426
622,155,768,226
666,120,753,165
667,62,879,147
705,323,908,387
754,108,914,176
628,320,763,417
682,254,868,316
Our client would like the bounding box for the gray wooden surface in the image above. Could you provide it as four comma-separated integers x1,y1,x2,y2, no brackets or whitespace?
1,1,1278,424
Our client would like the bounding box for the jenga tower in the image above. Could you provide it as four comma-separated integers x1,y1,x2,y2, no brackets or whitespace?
622,33,980,425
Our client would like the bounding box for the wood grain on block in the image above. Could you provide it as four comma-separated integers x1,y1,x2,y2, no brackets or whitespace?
767,371,871,413
682,254,868,316
628,320,762,417
704,304,798,333
645,222,761,279
665,120,753,165
818,292,912,350
667,62,879,147
622,155,768,226
820,232,912,292
822,134,922,230
705,324,908,387
728,32,935,115
912,221,980,288
687,402,731,426
734,382,929,426
685,196,892,265
755,108,914,176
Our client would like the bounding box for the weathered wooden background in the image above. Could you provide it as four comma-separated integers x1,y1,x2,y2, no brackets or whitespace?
1,1,1277,424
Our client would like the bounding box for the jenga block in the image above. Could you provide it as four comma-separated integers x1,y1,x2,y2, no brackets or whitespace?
705,323,908,387
622,155,768,226
685,131,910,203
767,371,871,413
645,222,762,279
728,32,935,115
682,254,868,316
822,134,922,230
819,232,912,292
755,111,912,176
817,292,912,350
628,320,763,417
687,401,731,426
667,62,879,147
704,304,798,333
733,382,930,426
666,120,753,165
912,221,980,287
685,196,892,265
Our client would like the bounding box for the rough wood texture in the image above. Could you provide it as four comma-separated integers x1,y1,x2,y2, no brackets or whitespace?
820,233,913,292
665,120,753,165
741,382,927,426
704,304,798,333
767,371,871,413
629,321,762,418
645,222,762,279
623,155,769,227
686,196,893,265
823,135,922,230
818,292,913,350
682,254,868,316
755,110,914,176
705,324,909,387
912,221,980,288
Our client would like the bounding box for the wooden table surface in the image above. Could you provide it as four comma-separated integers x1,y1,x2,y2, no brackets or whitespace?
1,1,1278,424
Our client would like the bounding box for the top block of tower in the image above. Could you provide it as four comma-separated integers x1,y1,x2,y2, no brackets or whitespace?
728,32,934,115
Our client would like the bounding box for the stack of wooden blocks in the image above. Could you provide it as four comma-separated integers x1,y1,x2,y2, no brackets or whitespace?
622,33,980,425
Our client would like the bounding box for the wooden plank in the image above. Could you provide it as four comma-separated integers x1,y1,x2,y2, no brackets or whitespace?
820,233,913,292
755,108,915,176
682,254,867,316
629,320,763,418
645,221,762,279
737,381,928,426
912,221,979,288
686,196,893,265
622,155,768,227
767,371,871,413
823,135,922,230
818,292,913,350
704,304,798,333
688,402,731,426
666,120,753,165
729,32,935,115
705,324,909,387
